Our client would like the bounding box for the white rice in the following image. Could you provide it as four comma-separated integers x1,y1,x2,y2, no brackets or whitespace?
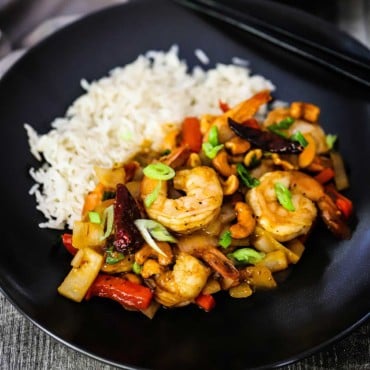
24,45,275,230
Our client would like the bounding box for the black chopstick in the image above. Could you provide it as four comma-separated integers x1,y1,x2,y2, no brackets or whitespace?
174,0,370,88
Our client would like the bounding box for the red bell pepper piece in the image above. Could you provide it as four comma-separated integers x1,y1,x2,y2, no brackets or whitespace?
314,167,335,184
61,233,78,255
195,293,216,312
325,184,353,220
85,273,153,311
181,117,202,153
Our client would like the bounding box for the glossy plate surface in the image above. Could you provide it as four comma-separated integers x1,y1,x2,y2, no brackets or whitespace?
0,1,369,369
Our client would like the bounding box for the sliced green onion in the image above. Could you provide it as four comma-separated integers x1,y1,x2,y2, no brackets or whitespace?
227,248,265,265
274,182,295,211
99,204,114,241
290,131,308,147
132,261,142,274
134,219,177,257
202,142,224,159
144,181,162,208
219,230,232,248
236,163,260,188
105,245,125,265
326,134,338,150
143,162,175,180
208,125,220,147
88,211,101,224
268,117,295,137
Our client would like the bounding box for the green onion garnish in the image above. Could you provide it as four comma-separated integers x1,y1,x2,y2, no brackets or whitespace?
290,131,308,147
144,181,162,208
236,163,260,188
219,230,232,248
326,134,338,150
134,219,177,257
268,117,295,137
99,205,114,241
132,261,142,274
143,162,175,180
202,126,224,159
105,245,125,265
208,125,220,146
227,248,265,265
274,182,295,211
202,142,224,159
88,211,101,224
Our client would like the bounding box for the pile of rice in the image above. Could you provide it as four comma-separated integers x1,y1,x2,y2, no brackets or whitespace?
25,45,275,230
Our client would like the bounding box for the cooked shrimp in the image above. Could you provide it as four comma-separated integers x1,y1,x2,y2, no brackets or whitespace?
204,90,271,143
247,170,321,242
141,166,223,233
154,252,210,307
264,107,328,153
248,170,351,241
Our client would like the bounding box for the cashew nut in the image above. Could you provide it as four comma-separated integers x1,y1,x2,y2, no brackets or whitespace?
243,149,263,167
271,153,296,170
141,259,163,278
220,174,239,195
230,202,256,239
187,152,201,168
135,242,173,266
212,150,236,177
225,136,251,155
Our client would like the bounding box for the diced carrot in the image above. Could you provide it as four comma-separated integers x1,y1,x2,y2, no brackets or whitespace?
314,167,335,184
82,183,105,217
181,116,202,153
195,293,216,312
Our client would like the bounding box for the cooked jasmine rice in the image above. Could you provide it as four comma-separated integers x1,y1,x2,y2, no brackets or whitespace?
24,45,275,230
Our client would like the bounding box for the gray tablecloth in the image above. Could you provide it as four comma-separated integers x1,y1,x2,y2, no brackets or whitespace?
0,1,369,369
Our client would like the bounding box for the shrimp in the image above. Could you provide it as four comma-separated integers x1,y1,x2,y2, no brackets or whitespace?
141,166,223,233
177,235,240,286
246,170,321,242
264,107,328,153
154,252,210,307
204,90,272,143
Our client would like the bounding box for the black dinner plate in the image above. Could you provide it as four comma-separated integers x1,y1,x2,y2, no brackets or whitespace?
0,1,369,369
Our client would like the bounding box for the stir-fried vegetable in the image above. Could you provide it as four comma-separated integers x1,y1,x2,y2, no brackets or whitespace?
57,92,353,318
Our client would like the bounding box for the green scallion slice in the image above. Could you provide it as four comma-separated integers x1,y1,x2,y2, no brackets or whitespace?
202,142,224,159
236,163,260,188
99,205,114,241
219,230,232,248
227,248,265,265
290,131,308,147
268,117,295,137
208,125,220,147
132,261,142,274
326,134,338,150
144,181,162,208
134,219,177,257
274,182,295,211
88,211,101,224
143,162,175,180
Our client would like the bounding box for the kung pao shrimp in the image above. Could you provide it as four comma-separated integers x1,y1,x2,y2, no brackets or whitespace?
58,90,353,318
